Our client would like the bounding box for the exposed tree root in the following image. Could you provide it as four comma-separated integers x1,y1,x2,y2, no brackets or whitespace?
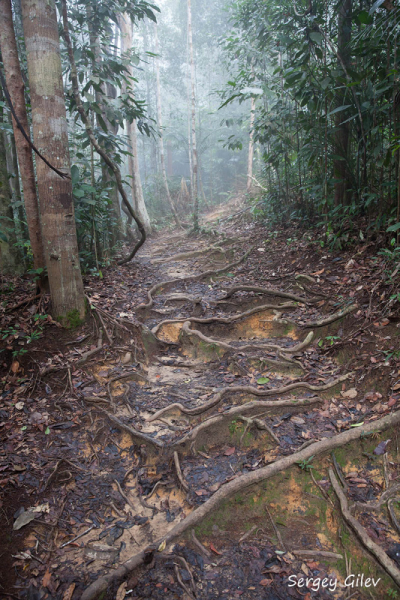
163,294,203,304
219,285,313,304
139,247,254,309
147,373,351,422
152,243,229,264
302,304,358,328
180,320,313,361
99,409,164,449
352,483,400,513
81,410,400,600
174,451,189,491
329,468,400,589
173,397,321,448
151,302,298,336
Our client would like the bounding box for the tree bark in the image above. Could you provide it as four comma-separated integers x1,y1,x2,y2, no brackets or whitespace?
187,0,199,230
154,24,181,227
333,0,352,206
0,0,45,276
247,95,256,193
20,0,85,319
119,14,151,235
0,90,20,274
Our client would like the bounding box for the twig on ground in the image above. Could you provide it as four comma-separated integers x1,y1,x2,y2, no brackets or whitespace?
191,529,211,558
265,504,286,551
174,451,189,492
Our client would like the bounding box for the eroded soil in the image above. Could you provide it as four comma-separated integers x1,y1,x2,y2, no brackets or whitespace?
2,205,400,600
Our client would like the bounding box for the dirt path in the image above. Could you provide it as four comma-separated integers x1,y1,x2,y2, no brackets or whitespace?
2,212,400,600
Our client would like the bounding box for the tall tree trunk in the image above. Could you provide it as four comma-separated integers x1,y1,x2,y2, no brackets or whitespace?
333,0,352,206
154,24,181,227
4,124,28,244
119,14,151,235
0,91,20,274
0,0,45,277
21,0,85,319
247,95,256,192
187,0,199,230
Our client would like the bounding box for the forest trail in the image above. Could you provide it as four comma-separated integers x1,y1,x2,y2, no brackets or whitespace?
2,212,400,600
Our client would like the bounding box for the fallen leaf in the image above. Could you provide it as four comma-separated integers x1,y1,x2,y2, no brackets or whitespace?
388,397,397,408
62,583,76,600
259,579,272,586
374,439,391,455
42,569,52,588
210,542,222,555
224,447,235,456
341,388,357,399
116,582,127,600
11,361,20,374
158,540,166,552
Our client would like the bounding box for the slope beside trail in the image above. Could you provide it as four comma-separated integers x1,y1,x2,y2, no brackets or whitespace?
2,207,400,600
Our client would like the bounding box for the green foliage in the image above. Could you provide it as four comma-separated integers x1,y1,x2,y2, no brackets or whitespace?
297,456,314,472
220,0,400,254
0,314,49,358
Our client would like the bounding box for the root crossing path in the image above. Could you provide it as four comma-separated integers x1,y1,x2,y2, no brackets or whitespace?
12,212,400,600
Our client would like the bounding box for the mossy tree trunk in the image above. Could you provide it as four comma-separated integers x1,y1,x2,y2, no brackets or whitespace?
20,0,85,319
0,88,21,274
0,0,46,278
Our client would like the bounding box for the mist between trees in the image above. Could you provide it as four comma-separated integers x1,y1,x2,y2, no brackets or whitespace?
0,0,399,316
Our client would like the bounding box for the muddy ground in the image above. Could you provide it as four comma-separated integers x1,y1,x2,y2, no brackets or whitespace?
2,203,400,600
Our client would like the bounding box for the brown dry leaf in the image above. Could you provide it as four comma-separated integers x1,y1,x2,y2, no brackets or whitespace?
62,583,75,600
341,388,357,399
259,579,272,586
42,569,52,588
210,542,222,555
301,563,309,575
388,397,397,408
393,383,400,391
116,582,127,600
224,447,235,456
11,361,20,374
311,268,325,276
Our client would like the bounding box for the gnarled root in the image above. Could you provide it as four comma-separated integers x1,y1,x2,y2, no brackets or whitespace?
81,409,400,600
219,285,313,304
147,372,351,422
151,302,297,336
139,247,254,309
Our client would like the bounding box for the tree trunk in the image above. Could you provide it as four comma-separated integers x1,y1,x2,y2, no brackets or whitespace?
154,24,181,227
119,14,152,235
333,0,352,206
20,0,85,320
0,0,46,276
247,95,256,193
0,91,20,274
187,0,199,230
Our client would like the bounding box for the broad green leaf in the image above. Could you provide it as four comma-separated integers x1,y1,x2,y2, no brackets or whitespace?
357,10,373,24
309,32,323,45
257,377,270,384
328,105,352,116
387,222,400,232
